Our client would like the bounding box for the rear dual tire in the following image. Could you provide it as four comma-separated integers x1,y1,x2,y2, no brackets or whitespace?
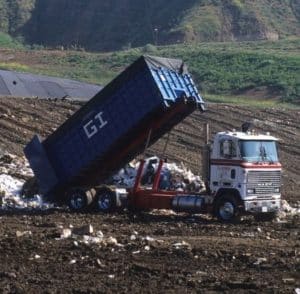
67,187,117,213
67,188,96,212
95,189,116,213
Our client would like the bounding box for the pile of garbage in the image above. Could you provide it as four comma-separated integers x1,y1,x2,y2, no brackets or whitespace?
0,153,52,210
111,156,205,192
0,153,33,180
0,173,52,210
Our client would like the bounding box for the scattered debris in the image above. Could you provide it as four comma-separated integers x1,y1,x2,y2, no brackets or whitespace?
16,230,32,238
253,257,267,265
149,209,178,216
106,236,118,246
130,234,137,241
282,278,295,284
60,229,72,239
172,240,192,250
96,259,104,268
29,254,41,261
57,224,124,248
96,230,104,238
144,236,155,242
82,235,103,245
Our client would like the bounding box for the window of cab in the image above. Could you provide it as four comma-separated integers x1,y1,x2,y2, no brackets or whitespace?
220,139,237,158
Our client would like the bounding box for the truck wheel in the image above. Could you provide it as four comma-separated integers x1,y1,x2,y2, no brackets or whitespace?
67,188,95,212
215,195,240,223
254,212,277,222
96,189,116,213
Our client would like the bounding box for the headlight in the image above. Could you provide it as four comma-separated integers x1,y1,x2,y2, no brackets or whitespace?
247,188,255,194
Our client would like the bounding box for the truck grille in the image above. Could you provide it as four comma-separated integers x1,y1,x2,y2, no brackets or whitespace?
247,170,281,196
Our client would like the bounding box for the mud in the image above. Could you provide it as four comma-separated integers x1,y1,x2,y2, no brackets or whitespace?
0,97,299,293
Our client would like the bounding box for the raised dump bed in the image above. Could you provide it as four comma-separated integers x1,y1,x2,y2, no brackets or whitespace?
24,55,204,201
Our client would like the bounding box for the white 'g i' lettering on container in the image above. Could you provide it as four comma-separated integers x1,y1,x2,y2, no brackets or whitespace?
84,111,108,139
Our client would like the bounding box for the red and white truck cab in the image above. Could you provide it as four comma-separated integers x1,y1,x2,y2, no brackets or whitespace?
209,130,281,220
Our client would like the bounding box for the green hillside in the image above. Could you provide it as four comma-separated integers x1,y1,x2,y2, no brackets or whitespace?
0,38,298,103
0,0,299,51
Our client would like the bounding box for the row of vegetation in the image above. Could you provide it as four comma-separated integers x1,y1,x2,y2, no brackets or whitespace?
0,37,299,103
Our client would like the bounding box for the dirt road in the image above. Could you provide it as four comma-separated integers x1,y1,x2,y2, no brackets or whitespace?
0,97,299,293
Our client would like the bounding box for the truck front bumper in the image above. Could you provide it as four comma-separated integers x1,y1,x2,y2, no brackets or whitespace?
244,199,281,214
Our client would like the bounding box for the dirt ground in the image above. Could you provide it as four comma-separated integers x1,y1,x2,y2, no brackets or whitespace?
0,97,299,293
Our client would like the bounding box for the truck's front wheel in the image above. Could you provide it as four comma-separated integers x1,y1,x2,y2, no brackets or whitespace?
67,188,95,212
215,194,240,223
96,189,116,213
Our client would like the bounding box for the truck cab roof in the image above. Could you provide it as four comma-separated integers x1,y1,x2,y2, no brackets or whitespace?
216,131,279,141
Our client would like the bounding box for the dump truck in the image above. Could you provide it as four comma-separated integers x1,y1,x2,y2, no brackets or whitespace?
24,55,282,222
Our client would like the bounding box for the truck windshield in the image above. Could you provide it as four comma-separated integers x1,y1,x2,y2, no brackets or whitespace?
239,140,278,163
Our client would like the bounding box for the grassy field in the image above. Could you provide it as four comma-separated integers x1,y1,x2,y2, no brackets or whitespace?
0,38,299,103
204,94,300,109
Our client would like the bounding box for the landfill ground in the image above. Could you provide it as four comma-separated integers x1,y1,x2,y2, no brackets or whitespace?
0,97,299,293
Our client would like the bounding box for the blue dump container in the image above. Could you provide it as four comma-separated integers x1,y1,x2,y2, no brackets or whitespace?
24,55,205,201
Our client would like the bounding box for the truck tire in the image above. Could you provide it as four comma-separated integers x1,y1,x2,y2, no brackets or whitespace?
96,189,116,213
254,212,277,222
214,194,240,223
67,188,95,212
